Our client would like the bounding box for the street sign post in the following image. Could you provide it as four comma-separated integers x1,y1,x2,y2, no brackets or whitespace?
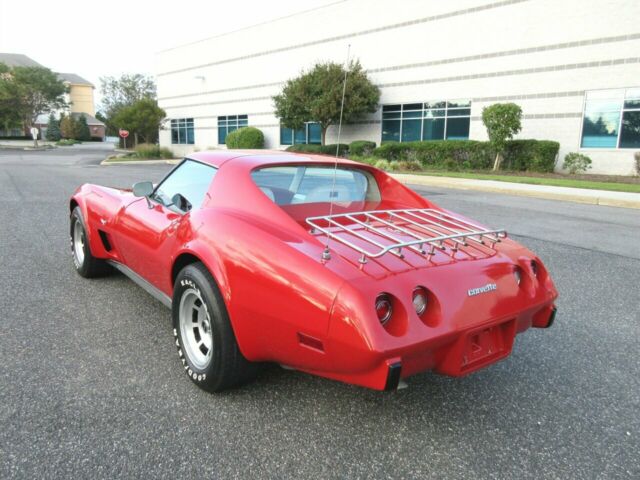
30,127,39,148
119,129,130,149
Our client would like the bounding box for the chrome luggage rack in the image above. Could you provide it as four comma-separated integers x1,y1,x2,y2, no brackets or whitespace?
306,209,507,264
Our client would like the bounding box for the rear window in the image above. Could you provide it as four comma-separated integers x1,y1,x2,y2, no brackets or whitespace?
251,166,380,206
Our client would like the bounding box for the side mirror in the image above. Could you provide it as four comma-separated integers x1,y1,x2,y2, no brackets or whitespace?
132,181,154,198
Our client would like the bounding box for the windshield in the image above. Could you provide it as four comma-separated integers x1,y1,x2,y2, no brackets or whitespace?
251,166,380,206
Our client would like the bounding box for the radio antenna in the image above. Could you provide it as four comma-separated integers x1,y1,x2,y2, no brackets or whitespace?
322,43,351,262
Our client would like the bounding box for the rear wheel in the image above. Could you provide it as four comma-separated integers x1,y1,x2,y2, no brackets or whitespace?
172,262,257,392
70,206,110,278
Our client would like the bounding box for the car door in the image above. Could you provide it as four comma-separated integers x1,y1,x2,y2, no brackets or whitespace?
114,159,218,293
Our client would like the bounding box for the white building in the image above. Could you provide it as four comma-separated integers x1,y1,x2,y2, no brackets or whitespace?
156,0,640,175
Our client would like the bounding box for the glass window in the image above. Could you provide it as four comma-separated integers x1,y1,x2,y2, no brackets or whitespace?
382,120,401,142
381,100,471,143
620,111,640,148
279,122,321,145
446,117,471,140
218,115,248,144
152,160,217,212
422,118,444,140
280,126,294,145
581,88,640,149
308,123,322,144
252,166,379,206
401,119,421,142
170,118,194,145
294,127,307,145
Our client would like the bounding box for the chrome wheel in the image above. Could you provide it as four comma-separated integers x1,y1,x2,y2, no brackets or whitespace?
73,220,85,266
179,288,213,369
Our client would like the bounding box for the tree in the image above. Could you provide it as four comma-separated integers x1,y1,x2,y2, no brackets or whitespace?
45,113,61,141
76,114,91,141
0,63,22,132
0,64,67,132
482,103,522,171
60,114,76,139
112,98,166,145
273,60,380,145
99,74,157,141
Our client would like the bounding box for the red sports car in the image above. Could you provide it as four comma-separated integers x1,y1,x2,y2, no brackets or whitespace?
70,151,557,392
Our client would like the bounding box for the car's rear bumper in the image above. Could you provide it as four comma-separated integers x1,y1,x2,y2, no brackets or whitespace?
303,302,556,391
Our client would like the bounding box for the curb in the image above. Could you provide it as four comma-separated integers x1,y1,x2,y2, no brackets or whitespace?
391,173,640,210
100,158,181,166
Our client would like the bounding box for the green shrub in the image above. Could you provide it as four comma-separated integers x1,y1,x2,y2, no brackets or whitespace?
226,127,265,149
353,157,378,166
349,140,376,157
373,140,494,169
285,143,349,156
373,159,391,171
373,139,559,172
393,160,423,172
562,152,592,174
502,140,559,172
133,143,174,159
56,139,80,146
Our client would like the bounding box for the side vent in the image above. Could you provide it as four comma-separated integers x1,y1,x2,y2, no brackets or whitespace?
297,332,324,352
98,230,112,252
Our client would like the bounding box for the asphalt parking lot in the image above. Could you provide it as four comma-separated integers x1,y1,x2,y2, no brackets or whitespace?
1,146,638,479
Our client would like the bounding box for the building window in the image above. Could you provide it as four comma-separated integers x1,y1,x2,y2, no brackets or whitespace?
381,100,471,143
218,115,248,144
581,88,640,149
170,118,194,144
280,122,321,145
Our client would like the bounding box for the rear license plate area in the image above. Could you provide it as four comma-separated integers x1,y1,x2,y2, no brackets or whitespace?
460,319,515,373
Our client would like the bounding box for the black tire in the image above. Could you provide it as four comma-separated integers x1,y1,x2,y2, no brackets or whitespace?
70,206,110,278
172,262,257,392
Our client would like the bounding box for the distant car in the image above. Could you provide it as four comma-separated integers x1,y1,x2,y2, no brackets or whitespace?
69,151,558,392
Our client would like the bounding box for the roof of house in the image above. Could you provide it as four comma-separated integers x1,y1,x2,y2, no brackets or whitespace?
70,112,104,125
0,53,45,68
0,53,94,86
57,72,94,87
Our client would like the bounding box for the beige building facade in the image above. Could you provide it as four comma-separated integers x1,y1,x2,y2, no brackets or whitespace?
156,0,640,175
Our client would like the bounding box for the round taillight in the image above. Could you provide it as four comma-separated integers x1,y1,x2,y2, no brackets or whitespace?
514,267,522,285
412,287,428,316
375,294,393,326
531,260,539,277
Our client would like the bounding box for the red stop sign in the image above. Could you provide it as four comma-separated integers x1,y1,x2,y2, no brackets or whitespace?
119,129,130,138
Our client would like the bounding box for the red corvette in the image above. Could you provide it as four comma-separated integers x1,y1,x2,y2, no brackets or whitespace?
70,151,557,392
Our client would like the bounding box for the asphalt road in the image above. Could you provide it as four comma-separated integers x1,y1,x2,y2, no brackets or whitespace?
1,146,638,479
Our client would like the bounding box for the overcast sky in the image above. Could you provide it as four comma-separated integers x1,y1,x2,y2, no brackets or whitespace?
0,0,339,106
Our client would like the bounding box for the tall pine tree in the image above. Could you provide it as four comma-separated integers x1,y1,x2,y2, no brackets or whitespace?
45,113,61,141
76,114,91,141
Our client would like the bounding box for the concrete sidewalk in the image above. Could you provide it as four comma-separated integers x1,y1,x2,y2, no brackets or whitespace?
392,173,640,209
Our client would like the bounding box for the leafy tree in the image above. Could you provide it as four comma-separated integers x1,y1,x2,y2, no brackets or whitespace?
100,74,156,113
112,98,166,145
45,113,61,141
0,63,23,132
0,64,67,132
481,103,522,171
273,60,380,145
99,74,157,140
76,114,91,141
60,114,77,139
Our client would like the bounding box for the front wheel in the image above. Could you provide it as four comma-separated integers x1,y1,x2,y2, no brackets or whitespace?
70,206,110,278
172,262,257,392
